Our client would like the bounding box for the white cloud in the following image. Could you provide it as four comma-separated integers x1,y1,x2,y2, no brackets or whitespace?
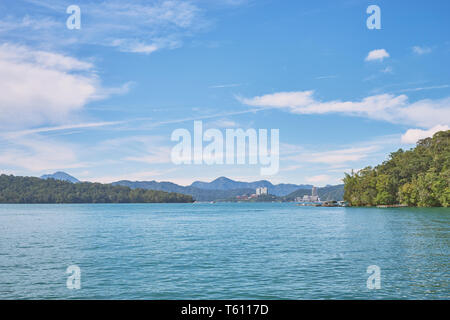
209,119,239,128
401,125,449,144
365,49,390,62
240,91,315,108
111,39,162,55
0,44,99,128
412,46,432,55
0,43,131,129
129,43,160,54
0,43,94,71
396,97,450,128
240,91,450,128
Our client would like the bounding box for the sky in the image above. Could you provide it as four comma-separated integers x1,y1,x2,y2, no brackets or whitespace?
0,0,449,186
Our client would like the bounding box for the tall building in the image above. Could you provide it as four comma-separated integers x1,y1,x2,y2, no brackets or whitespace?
299,186,320,202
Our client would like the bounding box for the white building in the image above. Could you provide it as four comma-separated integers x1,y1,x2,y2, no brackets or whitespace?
300,186,320,202
256,187,268,196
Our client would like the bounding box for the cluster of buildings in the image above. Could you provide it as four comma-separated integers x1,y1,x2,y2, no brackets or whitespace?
236,187,269,200
235,185,322,203
296,186,320,202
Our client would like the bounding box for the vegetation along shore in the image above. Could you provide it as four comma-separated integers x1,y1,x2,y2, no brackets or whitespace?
343,130,449,207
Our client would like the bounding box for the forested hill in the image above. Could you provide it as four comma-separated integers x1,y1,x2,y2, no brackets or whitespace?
344,130,449,207
0,175,194,203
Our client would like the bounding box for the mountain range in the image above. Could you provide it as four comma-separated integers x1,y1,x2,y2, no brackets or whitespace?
40,172,344,201
190,176,313,195
112,176,317,201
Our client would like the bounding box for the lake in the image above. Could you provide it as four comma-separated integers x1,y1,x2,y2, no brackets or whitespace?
0,203,448,299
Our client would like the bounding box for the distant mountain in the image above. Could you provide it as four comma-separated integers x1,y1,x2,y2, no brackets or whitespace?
284,185,345,201
190,176,312,196
318,185,345,201
40,172,80,183
35,173,342,202
112,177,321,201
191,176,244,190
111,180,255,202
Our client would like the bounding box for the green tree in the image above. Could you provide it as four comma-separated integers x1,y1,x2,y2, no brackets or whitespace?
0,175,194,203
344,130,450,207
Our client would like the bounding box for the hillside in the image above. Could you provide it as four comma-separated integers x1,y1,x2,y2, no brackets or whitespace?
344,130,449,207
0,175,193,203
112,180,254,202
283,184,345,201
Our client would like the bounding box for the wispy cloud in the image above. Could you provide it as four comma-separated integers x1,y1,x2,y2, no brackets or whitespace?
209,83,242,88
3,121,126,139
0,135,87,172
412,46,432,55
381,66,393,74
307,146,379,165
279,164,303,172
315,75,338,80
239,90,450,128
279,135,402,185
2,0,206,55
396,84,450,93
208,119,239,128
0,14,60,33
97,135,172,165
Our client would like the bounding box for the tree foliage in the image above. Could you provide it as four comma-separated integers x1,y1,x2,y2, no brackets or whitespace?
344,130,450,207
0,175,194,203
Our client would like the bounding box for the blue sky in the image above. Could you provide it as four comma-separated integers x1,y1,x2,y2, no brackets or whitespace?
0,0,449,186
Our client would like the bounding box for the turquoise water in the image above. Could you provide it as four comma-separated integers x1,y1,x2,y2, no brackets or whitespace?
0,203,448,299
